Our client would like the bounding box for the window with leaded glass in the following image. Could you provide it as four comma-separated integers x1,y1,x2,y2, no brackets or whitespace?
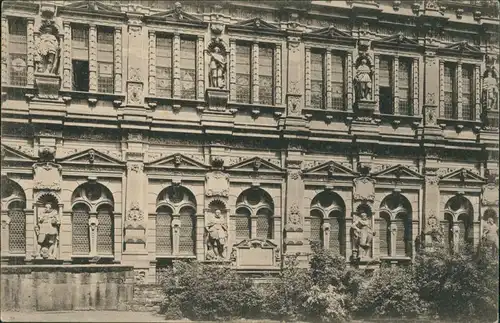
72,206,90,255
379,193,413,257
443,63,456,119
97,27,114,93
379,215,389,257
379,57,393,114
398,58,412,116
236,43,251,103
311,51,324,108
328,213,344,255
235,188,275,241
310,210,323,246
179,208,196,255
461,65,474,120
331,53,345,110
72,24,89,91
259,45,274,105
393,214,408,256
8,204,26,254
156,35,172,97
235,208,251,240
97,206,113,255
8,18,27,86
156,206,172,255
180,39,196,100
256,209,273,239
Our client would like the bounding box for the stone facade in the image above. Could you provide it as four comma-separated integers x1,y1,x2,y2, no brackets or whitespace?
1,0,499,283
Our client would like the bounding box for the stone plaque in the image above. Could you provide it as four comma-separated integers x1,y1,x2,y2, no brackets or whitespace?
353,177,375,202
205,171,229,197
232,239,278,268
33,162,62,191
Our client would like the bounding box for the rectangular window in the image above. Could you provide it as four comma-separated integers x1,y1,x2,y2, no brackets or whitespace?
398,58,412,116
311,51,324,109
97,27,114,93
259,45,274,105
72,25,89,91
8,19,27,86
156,35,172,97
180,39,196,100
379,57,393,114
443,63,456,119
236,43,251,103
331,53,345,110
461,65,474,120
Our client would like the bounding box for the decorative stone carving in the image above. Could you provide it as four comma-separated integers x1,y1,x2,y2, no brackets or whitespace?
205,209,228,260
135,270,146,284
350,212,375,259
288,203,301,225
33,162,62,191
34,203,60,259
127,163,143,173
206,39,227,89
1,215,11,230
482,217,498,252
483,69,498,111
287,95,301,116
231,239,279,268
127,83,143,105
354,52,373,102
127,202,144,223
205,171,229,197
353,177,375,202
424,213,444,247
482,184,499,206
35,20,60,75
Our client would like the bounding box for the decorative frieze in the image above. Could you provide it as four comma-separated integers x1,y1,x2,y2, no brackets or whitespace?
89,25,97,92
62,22,72,90
114,28,123,93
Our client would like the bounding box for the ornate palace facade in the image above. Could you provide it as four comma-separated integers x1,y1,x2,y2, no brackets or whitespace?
1,0,499,283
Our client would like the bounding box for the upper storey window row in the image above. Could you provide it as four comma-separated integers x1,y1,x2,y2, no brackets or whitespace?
378,56,415,116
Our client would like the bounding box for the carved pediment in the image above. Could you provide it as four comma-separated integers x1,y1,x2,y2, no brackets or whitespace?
59,0,120,13
373,164,423,180
232,18,279,30
303,161,357,178
440,168,486,183
1,144,36,163
377,33,419,45
147,153,208,170
148,6,204,25
444,41,481,53
226,157,284,173
58,149,123,166
307,26,351,38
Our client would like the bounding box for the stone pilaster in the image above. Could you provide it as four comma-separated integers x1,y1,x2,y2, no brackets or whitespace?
114,27,123,93
275,44,282,105
457,63,463,119
62,22,72,90
373,54,380,111
172,34,180,98
252,42,259,104
285,35,305,127
474,64,481,121
89,24,97,92
347,52,354,112
126,13,145,108
304,46,311,109
59,211,72,262
26,19,34,87
148,31,156,96
423,168,440,234
2,17,8,86
1,211,10,257
423,51,441,131
196,36,205,100
438,59,444,117
393,56,399,114
326,50,332,110
229,40,236,101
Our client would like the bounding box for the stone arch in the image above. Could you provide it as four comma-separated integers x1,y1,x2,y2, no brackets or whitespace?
444,195,474,248
156,185,196,214
379,192,413,257
235,187,275,240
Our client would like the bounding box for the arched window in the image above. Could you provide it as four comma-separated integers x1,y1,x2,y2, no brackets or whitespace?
1,178,27,255
71,183,114,256
156,186,197,256
444,195,474,250
379,193,412,257
309,191,346,254
235,188,274,240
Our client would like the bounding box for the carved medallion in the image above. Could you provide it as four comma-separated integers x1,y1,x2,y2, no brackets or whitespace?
205,171,230,197
288,203,301,225
353,177,375,202
127,202,144,223
33,162,62,191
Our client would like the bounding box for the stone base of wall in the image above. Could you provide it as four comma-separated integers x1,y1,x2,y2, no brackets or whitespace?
0,264,134,311
128,284,163,313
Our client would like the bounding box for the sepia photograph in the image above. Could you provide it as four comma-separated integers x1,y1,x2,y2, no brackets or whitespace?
0,0,498,322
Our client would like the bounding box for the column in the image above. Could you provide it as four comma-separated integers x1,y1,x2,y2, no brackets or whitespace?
250,215,257,239
413,57,419,115
1,17,8,85
304,47,311,108
196,36,205,100
252,42,259,104
26,19,34,86
322,222,331,250
456,63,463,119
347,52,354,112
171,217,180,255
438,60,445,117
62,22,72,90
229,40,236,101
393,56,399,114
114,27,123,93
88,212,98,256
390,222,397,256
25,208,35,261
196,213,204,261
89,24,97,92
325,50,333,110
148,30,156,96
423,51,440,126
374,55,380,111
474,64,481,121
172,34,180,98
275,44,282,105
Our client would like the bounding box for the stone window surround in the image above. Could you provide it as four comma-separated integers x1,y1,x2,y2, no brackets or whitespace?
233,188,276,241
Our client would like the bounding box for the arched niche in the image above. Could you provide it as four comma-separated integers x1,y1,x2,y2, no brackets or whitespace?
235,187,275,241
444,195,474,250
379,192,413,257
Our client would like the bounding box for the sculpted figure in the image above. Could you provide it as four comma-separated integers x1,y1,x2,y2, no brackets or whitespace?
351,212,375,259
207,45,227,89
482,217,499,252
355,58,372,101
483,70,498,111
35,22,60,74
35,203,60,259
426,216,444,245
205,209,228,259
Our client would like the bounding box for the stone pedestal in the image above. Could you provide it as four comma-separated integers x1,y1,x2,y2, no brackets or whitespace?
206,88,229,111
354,100,376,120
34,73,61,100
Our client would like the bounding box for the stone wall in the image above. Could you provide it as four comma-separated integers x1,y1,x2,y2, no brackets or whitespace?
0,264,134,311
128,284,163,313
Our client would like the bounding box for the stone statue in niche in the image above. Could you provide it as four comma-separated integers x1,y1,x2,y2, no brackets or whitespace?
35,20,60,74
483,69,498,111
34,203,60,259
425,215,445,246
205,209,228,260
482,217,498,252
351,212,375,259
206,40,227,89
354,54,373,101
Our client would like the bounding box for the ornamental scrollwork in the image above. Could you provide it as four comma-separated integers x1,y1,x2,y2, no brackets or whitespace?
127,163,144,173
127,202,144,223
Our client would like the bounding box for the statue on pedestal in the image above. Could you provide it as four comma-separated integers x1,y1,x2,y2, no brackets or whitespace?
354,56,373,101
206,40,227,89
35,21,60,75
35,203,60,259
483,70,498,111
205,209,228,260
351,212,375,259
424,215,445,246
482,217,498,253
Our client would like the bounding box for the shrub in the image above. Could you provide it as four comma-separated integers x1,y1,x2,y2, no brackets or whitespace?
302,285,350,323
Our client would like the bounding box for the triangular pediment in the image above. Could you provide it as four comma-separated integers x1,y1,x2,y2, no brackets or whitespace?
373,164,423,180
378,33,419,45
303,161,357,177
147,153,208,169
444,41,481,53
226,157,284,173
60,1,120,13
0,144,35,162
233,18,279,30
307,26,351,38
58,148,123,166
232,239,278,249
148,7,203,24
440,168,486,182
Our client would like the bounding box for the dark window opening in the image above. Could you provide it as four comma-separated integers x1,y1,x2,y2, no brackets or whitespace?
72,60,89,92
